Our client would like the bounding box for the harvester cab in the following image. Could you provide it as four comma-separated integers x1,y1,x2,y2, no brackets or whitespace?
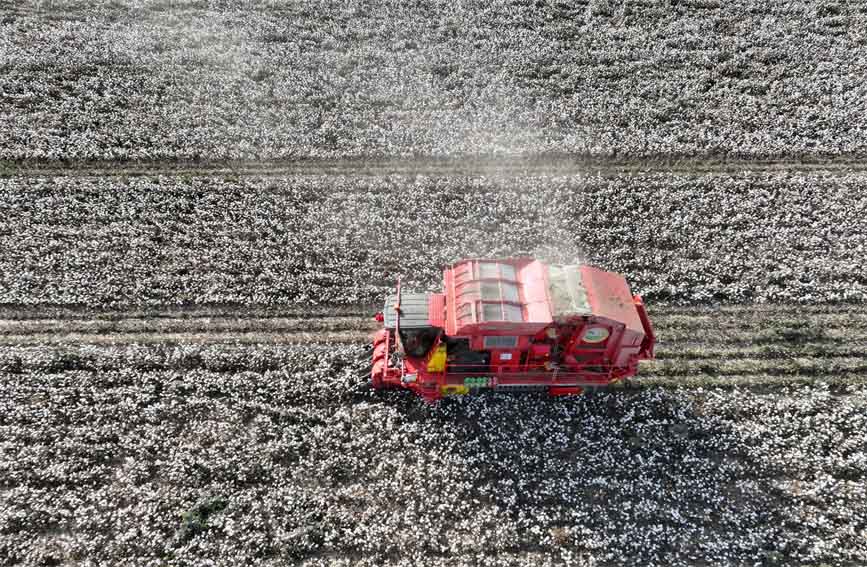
371,258,656,402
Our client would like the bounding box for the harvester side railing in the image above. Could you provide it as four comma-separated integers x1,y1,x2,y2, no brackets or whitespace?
634,295,656,358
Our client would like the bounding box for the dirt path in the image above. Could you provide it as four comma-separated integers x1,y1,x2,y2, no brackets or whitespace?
2,303,865,388
4,156,867,178
0,303,860,344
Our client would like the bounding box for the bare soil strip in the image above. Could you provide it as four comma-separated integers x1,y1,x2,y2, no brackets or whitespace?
0,315,371,336
0,302,859,322
636,373,867,389
0,304,375,322
0,329,370,345
0,303,861,344
3,156,867,178
2,303,865,387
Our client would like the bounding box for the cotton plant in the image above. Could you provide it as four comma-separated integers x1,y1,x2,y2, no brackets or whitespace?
0,342,865,565
2,1,866,160
1,172,865,307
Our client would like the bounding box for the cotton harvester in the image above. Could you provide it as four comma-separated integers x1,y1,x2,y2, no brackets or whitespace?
371,258,656,402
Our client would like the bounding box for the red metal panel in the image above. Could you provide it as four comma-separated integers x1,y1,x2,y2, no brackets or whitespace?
490,349,521,372
371,329,389,388
428,293,446,328
634,295,656,359
444,265,457,335
581,266,644,333
550,386,583,396
519,260,553,323
446,257,552,335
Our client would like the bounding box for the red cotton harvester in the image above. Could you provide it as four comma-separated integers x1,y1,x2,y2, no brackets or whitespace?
371,258,656,402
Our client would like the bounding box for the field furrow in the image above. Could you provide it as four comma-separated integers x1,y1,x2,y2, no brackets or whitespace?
654,343,867,360
0,315,372,336
2,305,866,349
0,304,864,390
6,157,867,178
642,356,867,377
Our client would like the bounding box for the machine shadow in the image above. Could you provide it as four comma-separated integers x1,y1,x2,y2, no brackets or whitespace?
383,388,798,563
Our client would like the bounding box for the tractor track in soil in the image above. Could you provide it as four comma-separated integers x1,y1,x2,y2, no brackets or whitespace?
4,156,867,178
2,303,866,389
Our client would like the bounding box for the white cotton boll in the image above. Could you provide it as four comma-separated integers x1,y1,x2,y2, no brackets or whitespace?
1,2,866,566
8,170,861,307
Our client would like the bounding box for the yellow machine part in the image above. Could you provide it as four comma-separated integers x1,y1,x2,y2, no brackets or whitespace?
441,385,469,396
427,344,447,372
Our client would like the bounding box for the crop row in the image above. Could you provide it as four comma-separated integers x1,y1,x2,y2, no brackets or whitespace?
655,343,867,361
1,336,865,391
1,0,866,160
643,356,867,378
3,337,863,390
0,315,370,336
4,302,863,332
3,304,865,347
2,171,865,307
1,343,865,566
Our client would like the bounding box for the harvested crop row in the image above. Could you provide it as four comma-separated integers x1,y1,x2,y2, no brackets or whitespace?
1,302,865,363
2,172,865,307
1,344,865,567
2,302,863,328
642,356,867,378
638,372,867,389
2,326,863,349
5,307,862,336
2,0,866,160
0,315,371,336
650,311,867,328
656,326,867,346
1,336,863,384
654,343,867,361
649,303,867,317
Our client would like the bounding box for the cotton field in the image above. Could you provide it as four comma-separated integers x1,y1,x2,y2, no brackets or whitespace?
2,0,866,565
1,0,867,160
2,172,865,307
1,343,865,566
